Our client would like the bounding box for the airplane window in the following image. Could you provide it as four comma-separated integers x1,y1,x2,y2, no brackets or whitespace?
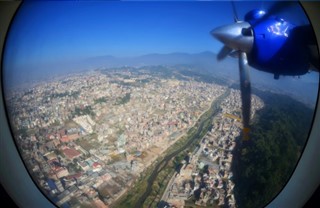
2,1,319,208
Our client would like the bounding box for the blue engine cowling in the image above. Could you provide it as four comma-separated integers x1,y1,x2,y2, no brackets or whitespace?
245,10,310,78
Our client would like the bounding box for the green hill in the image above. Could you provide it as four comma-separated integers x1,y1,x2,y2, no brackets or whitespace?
232,90,315,208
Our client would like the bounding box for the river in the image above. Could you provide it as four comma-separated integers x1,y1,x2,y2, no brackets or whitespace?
133,89,230,207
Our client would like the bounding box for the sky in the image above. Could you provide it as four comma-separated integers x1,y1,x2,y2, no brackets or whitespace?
4,1,309,67
4,1,235,63
4,1,304,70
2,0,317,95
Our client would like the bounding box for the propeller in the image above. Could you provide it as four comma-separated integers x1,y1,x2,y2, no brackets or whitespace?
239,52,251,140
217,46,233,61
211,2,253,140
231,1,239,22
211,1,297,140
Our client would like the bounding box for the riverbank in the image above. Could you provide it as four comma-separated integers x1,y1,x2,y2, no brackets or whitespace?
112,89,230,208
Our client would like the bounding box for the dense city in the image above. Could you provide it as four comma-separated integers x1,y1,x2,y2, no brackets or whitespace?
6,67,264,208
162,89,263,207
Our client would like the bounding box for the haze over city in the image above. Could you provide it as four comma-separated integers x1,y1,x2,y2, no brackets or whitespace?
3,1,317,105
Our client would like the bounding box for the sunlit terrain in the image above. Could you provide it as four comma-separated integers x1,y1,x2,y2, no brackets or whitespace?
6,63,316,207
2,1,319,208
6,66,267,207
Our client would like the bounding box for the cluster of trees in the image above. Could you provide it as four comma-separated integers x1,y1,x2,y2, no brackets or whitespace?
94,97,107,104
233,91,314,208
179,68,227,86
51,90,80,99
72,105,95,118
116,93,131,105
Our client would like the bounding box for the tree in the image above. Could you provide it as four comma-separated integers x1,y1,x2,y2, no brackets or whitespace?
233,92,313,208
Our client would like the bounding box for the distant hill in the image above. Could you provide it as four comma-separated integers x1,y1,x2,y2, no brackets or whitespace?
81,51,223,71
5,51,222,90
5,51,318,107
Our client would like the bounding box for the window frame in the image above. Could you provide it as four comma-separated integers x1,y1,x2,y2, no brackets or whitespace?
0,1,319,208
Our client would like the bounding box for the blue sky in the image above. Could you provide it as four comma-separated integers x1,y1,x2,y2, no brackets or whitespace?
4,1,285,69
4,1,308,69
3,0,316,94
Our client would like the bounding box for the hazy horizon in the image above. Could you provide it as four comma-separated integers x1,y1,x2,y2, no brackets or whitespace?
2,1,318,106
3,1,309,78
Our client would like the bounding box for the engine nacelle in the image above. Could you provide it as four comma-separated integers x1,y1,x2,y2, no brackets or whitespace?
246,10,310,77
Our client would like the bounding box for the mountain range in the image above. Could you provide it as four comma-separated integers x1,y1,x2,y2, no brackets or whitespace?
6,51,319,107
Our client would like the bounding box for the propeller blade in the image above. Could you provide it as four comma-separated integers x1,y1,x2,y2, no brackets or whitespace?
239,52,251,141
231,1,239,22
217,45,233,61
